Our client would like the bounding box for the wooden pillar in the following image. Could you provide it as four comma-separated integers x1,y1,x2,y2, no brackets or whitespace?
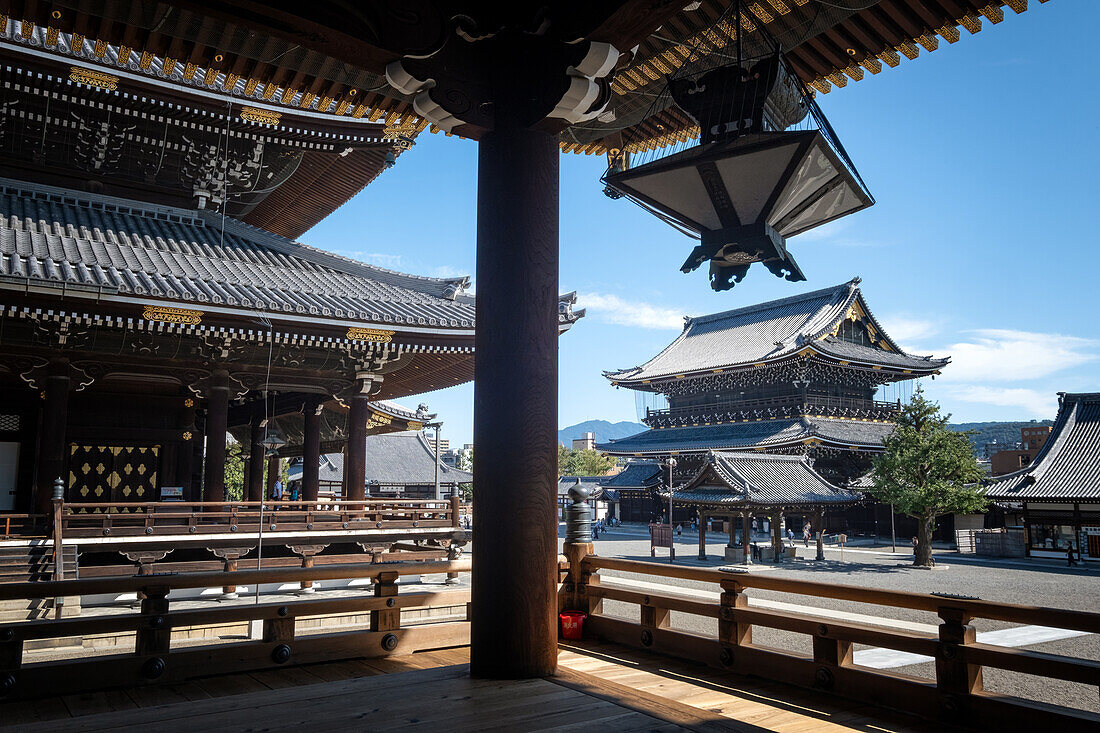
176,396,197,499
302,396,322,502
470,124,559,679
772,511,783,562
815,508,825,561
345,391,368,501
936,606,982,712
726,514,736,548
35,360,70,515
202,369,230,503
266,455,279,500
247,422,264,502
697,510,707,560
742,512,752,565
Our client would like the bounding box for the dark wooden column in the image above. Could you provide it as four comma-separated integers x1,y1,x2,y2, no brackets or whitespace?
247,422,265,502
35,360,70,515
302,396,322,502
742,512,753,565
202,369,230,503
471,125,559,679
772,511,784,562
175,396,197,499
345,391,368,501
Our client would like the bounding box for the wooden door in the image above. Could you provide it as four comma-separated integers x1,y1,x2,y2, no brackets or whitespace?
68,444,160,511
0,441,18,511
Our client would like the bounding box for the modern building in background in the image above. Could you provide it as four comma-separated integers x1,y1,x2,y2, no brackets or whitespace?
571,432,597,451
990,425,1054,476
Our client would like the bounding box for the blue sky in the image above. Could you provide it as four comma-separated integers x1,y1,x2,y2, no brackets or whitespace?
307,2,1098,446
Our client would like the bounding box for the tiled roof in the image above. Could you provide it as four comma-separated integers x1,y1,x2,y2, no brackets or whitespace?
985,393,1100,502
605,278,946,384
597,417,894,455
666,452,860,508
0,179,475,329
602,460,664,489
287,430,472,487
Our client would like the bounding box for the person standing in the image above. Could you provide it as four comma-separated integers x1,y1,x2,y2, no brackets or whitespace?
272,479,283,501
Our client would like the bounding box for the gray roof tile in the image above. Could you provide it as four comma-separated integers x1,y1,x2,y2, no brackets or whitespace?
605,278,946,383
985,393,1100,502
287,430,473,488
667,452,860,508
597,417,894,455
0,179,476,329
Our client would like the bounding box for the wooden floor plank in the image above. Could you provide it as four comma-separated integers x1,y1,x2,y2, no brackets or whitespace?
4,642,945,733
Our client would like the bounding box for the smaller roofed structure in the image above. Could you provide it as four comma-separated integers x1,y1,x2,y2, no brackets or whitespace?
985,393,1100,503
666,452,860,512
288,431,472,499
985,393,1100,562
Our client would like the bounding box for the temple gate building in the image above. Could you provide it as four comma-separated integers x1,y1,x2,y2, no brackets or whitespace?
598,278,948,535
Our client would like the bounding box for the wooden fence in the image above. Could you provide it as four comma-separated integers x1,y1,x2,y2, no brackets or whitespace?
559,548,1100,730
0,557,471,699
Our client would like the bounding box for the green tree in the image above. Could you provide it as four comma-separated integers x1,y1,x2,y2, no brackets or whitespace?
557,445,615,477
870,385,986,566
223,438,245,502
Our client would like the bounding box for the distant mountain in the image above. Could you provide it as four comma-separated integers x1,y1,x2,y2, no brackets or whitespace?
949,420,1055,454
559,420,647,446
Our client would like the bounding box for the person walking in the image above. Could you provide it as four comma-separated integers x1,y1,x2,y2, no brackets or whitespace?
1068,542,1079,567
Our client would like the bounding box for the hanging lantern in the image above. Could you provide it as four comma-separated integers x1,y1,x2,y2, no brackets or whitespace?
602,45,873,291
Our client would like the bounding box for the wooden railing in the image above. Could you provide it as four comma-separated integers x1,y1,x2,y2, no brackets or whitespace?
56,496,463,539
0,514,47,539
559,551,1100,729
0,557,471,699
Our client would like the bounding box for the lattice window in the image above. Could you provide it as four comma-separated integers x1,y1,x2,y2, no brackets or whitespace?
0,414,19,432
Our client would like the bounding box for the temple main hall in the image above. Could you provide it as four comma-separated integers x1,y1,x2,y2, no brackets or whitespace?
599,278,949,534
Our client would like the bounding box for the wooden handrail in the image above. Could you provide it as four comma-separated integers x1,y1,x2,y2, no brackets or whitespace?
584,555,1100,633
0,557,472,601
564,551,1100,728
0,557,473,700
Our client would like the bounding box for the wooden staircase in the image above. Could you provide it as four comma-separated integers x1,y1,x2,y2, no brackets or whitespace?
0,545,79,621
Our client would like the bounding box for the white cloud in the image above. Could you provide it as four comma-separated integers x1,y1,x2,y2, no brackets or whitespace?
939,385,1058,419
430,264,470,279
938,329,1098,383
577,293,684,330
880,316,939,349
789,219,887,248
342,251,404,268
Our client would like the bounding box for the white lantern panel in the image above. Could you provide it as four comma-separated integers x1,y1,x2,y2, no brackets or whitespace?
626,164,721,231
780,181,867,237
768,141,837,226
715,140,804,225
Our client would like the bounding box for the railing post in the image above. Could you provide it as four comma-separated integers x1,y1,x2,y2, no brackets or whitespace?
718,571,751,670
563,482,598,620
936,606,982,717
51,478,65,619
371,571,401,635
812,623,852,692
135,585,171,657
0,624,22,697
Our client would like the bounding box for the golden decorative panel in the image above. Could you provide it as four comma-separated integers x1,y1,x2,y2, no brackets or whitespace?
69,66,119,91
142,305,203,324
406,421,423,432
240,107,282,126
67,444,160,510
347,327,394,343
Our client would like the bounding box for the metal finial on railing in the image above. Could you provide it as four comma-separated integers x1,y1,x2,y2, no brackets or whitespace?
52,477,64,501
565,479,592,544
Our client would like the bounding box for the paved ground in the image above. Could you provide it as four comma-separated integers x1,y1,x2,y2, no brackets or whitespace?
562,523,1100,715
